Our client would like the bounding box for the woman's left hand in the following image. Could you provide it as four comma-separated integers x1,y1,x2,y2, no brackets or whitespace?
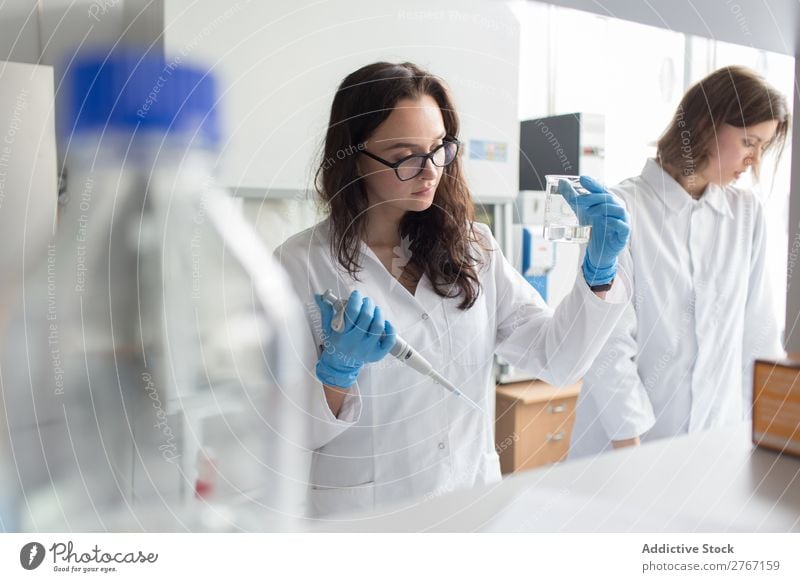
561,175,630,287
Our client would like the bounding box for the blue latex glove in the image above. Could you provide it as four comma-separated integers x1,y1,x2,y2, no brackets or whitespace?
560,175,630,287
314,290,397,388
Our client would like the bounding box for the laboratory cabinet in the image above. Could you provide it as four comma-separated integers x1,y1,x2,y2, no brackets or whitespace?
495,380,581,474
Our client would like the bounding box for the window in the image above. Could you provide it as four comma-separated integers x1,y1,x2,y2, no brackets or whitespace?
517,4,794,328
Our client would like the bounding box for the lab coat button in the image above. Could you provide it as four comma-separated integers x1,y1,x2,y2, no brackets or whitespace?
422,313,429,320
438,442,445,449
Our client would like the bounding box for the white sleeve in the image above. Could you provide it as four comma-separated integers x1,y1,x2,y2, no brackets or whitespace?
485,224,633,387
272,245,362,451
741,198,785,417
578,247,656,440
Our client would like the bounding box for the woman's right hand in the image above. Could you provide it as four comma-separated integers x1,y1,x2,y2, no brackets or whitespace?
314,290,396,388
611,436,641,449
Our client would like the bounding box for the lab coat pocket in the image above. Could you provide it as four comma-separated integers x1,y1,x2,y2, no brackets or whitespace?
309,481,376,518
445,296,493,366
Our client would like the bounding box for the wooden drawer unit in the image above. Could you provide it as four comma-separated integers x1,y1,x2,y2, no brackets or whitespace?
495,381,581,474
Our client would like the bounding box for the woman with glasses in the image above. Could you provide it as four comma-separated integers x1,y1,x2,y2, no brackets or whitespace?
275,61,631,518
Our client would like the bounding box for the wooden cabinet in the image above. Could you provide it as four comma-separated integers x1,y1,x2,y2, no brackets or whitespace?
495,381,581,474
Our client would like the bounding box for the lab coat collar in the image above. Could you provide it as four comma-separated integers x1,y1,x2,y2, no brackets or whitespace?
313,215,432,304
312,217,353,281
314,216,399,281
640,159,734,219
701,183,736,219
312,216,333,247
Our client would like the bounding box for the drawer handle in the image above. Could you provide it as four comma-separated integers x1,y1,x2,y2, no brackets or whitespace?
546,431,565,442
548,404,566,414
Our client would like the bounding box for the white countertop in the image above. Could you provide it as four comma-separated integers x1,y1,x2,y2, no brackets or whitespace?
311,423,800,532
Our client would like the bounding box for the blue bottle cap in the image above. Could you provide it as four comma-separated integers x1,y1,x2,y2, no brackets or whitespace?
62,48,220,149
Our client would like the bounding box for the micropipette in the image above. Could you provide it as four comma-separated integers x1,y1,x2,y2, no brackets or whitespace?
321,289,483,413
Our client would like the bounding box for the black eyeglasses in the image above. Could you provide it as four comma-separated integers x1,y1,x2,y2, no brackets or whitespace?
359,139,460,181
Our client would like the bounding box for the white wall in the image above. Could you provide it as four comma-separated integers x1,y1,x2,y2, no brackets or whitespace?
163,0,520,203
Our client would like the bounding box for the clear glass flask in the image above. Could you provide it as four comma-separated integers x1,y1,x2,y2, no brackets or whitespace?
543,175,592,243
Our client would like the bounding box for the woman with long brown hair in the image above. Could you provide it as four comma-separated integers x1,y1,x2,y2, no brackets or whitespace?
569,66,790,458
275,61,631,517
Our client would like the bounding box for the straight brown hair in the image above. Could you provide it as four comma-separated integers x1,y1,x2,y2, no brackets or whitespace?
657,65,789,184
316,62,483,309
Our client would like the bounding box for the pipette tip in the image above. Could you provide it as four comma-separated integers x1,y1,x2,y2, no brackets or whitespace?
431,372,484,413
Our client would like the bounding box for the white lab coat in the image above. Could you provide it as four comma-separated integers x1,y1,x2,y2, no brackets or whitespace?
569,159,784,458
275,219,630,517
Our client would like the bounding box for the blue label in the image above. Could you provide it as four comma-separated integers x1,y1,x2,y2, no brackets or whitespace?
469,140,508,162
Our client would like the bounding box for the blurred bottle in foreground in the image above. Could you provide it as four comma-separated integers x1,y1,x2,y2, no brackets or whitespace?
15,48,311,531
